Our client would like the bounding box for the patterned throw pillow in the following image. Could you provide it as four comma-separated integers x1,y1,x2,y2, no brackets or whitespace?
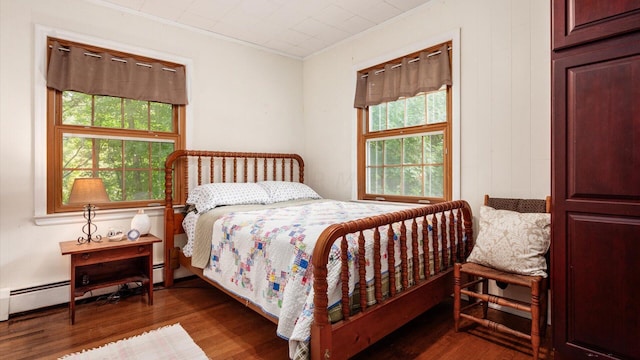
467,206,551,277
186,182,270,213
258,181,322,203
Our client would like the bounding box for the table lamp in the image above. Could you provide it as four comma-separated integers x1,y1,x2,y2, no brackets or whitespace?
68,178,110,244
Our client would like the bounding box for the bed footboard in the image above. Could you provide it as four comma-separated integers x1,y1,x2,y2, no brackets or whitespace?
311,200,473,359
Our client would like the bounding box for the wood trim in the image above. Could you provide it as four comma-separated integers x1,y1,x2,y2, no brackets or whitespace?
46,92,185,213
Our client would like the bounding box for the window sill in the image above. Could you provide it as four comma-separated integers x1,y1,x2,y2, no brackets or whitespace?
33,206,177,226
350,199,426,207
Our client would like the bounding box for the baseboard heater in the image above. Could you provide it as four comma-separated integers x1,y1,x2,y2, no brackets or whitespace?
2,263,187,320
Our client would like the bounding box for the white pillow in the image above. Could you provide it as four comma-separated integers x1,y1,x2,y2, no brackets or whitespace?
466,206,551,277
258,181,322,203
186,182,270,213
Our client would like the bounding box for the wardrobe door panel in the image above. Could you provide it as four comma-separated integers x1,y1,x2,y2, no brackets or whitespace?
552,30,640,360
567,214,640,359
566,54,640,199
553,0,640,49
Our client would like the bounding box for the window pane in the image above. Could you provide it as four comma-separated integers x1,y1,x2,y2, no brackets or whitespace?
94,95,122,128
384,138,401,165
383,167,401,195
427,90,447,124
152,170,166,200
63,135,173,204
367,140,383,166
151,142,175,168
403,136,422,165
97,139,123,169
125,170,150,200
369,103,386,131
124,141,150,168
150,102,173,132
387,99,405,129
62,136,93,170
62,170,92,204
406,95,426,127
367,167,383,194
124,99,149,130
424,165,444,197
424,133,444,164
99,170,123,202
403,166,423,196
62,92,92,126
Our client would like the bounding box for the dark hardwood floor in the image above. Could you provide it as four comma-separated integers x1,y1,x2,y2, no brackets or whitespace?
0,277,553,359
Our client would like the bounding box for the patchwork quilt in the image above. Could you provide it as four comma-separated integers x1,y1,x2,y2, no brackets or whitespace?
200,200,438,357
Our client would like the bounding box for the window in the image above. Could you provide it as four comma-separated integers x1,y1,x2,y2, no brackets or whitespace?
356,42,452,204
46,38,186,213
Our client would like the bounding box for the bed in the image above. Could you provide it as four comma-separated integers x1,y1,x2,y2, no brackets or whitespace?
163,150,473,359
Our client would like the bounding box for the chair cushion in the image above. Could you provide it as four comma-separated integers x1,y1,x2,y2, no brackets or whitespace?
467,206,551,277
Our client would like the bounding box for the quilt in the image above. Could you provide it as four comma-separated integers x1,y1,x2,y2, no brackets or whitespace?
201,200,441,357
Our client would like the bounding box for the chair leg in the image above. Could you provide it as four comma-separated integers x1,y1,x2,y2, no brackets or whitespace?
530,281,542,360
481,278,488,319
453,263,461,332
540,281,548,338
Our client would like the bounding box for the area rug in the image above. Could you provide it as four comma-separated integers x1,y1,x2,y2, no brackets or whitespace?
59,323,208,359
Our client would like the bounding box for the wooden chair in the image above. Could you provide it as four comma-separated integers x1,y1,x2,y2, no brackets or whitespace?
453,195,551,360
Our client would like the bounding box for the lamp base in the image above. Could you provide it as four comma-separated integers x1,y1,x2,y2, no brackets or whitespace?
77,204,102,244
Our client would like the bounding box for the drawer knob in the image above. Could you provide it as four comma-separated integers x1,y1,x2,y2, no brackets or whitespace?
138,246,145,253
82,253,90,260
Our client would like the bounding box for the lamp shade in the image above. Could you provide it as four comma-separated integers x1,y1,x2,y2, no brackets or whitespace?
68,178,110,205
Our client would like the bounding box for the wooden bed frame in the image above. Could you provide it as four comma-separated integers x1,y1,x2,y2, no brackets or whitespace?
163,150,474,359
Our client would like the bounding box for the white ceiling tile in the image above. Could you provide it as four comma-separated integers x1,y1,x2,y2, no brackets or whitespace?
332,14,375,34
95,0,434,58
314,4,354,26
275,29,313,46
335,0,382,14
385,0,433,12
315,25,350,44
186,0,236,21
302,36,331,50
358,2,403,23
178,11,218,32
138,0,191,21
292,17,330,37
101,0,145,10
239,0,280,18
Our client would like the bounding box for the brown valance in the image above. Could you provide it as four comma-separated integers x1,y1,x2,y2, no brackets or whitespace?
354,44,451,108
47,41,188,105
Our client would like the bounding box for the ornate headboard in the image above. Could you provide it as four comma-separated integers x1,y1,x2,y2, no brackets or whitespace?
162,149,304,286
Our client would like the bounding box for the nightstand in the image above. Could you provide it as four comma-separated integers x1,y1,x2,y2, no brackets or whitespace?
59,234,162,324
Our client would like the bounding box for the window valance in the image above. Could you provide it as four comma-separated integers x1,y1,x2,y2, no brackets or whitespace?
47,40,188,105
354,44,451,108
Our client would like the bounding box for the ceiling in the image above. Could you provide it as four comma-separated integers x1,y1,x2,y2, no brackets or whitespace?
96,0,434,58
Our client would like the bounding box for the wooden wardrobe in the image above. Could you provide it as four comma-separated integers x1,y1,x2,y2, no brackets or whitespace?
551,1,640,359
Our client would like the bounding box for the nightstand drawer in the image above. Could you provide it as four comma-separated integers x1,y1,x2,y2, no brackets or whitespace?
72,244,151,266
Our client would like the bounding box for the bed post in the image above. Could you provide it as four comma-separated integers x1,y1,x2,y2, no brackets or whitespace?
164,150,185,287
311,224,342,360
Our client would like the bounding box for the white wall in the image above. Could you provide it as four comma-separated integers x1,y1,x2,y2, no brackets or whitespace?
0,0,303,315
303,0,550,212
0,0,551,316
302,0,550,317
